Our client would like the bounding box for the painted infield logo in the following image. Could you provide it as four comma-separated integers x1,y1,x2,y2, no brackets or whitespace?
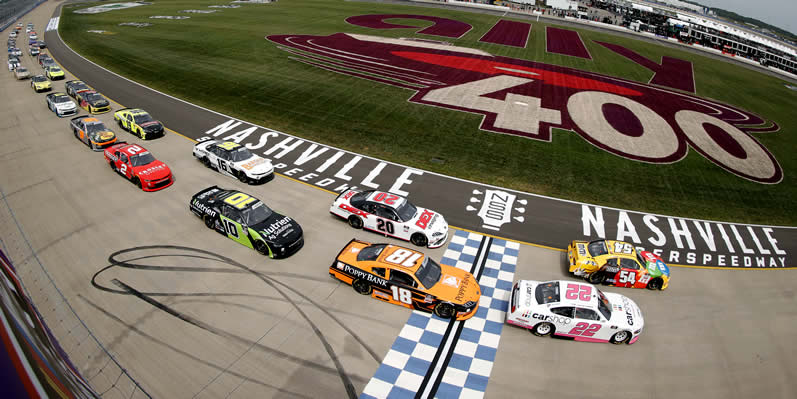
267,15,782,184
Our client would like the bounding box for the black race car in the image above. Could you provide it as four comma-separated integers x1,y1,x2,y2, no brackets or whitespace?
189,186,304,258
65,80,91,98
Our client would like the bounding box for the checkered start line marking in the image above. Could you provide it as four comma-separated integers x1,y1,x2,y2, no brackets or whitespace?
361,230,519,399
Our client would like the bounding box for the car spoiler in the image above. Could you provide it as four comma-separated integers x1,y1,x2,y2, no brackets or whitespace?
334,188,360,202
192,185,223,200
70,115,90,123
115,107,131,113
335,238,372,260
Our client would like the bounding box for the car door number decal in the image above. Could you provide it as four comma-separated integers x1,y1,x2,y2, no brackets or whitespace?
618,270,636,285
224,193,256,209
223,219,239,238
217,159,230,173
565,283,592,301
568,322,601,337
390,286,412,304
385,248,421,267
119,163,127,174
376,219,394,234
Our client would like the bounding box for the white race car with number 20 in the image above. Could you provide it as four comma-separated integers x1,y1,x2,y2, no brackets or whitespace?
506,280,644,345
330,190,449,248
192,139,274,184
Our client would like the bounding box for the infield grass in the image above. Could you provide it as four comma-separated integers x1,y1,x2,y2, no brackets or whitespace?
59,0,797,225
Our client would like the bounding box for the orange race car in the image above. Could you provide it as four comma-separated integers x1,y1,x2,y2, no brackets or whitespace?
330,239,481,320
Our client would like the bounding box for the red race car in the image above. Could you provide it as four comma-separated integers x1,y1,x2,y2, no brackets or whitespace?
104,142,174,191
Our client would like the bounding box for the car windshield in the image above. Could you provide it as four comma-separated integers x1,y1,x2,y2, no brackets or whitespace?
53,95,69,103
72,84,88,91
229,147,254,162
636,252,649,267
85,123,105,134
395,201,417,222
86,93,104,102
597,290,612,320
356,244,385,262
535,281,560,304
133,113,154,124
49,67,61,72
32,76,46,82
414,257,441,289
240,201,273,226
16,67,26,73
587,240,608,257
130,152,155,167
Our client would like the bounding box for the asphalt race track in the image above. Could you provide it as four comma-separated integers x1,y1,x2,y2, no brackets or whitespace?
1,2,795,398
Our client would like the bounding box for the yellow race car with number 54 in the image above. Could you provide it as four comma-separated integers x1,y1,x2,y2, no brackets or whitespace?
331,239,481,320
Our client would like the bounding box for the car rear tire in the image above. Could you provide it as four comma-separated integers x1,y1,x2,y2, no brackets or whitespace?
201,157,211,168
348,216,363,229
587,271,606,285
532,322,554,337
352,279,371,295
610,331,630,344
647,278,663,291
254,240,269,256
203,215,215,229
117,118,124,129
109,161,115,171
236,171,247,183
433,302,455,319
410,233,428,247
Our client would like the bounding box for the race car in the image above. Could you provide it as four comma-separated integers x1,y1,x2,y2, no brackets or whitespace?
75,90,111,114
45,65,65,80
192,139,274,184
40,57,56,69
330,239,481,320
8,57,19,71
65,80,90,98
30,75,51,92
104,142,173,191
69,116,117,150
330,190,449,248
114,108,165,139
14,66,29,80
568,239,670,290
45,92,77,117
29,46,39,56
37,41,46,49
37,53,51,65
506,280,644,345
189,186,303,258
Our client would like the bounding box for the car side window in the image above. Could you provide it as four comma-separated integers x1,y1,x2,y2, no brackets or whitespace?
222,205,243,224
375,205,397,221
605,258,619,267
361,203,375,214
550,307,574,318
575,307,600,321
389,270,417,288
620,258,640,270
372,267,386,278
120,153,128,163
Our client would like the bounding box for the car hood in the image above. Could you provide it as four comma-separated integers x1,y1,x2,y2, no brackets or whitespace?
251,213,302,243
91,130,116,142
35,81,51,87
54,101,75,109
409,207,447,234
606,293,644,330
234,156,273,174
134,161,170,179
88,99,109,107
427,265,480,306
140,121,163,131
639,251,670,278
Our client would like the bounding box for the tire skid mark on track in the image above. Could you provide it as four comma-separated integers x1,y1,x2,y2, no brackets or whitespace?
91,245,389,397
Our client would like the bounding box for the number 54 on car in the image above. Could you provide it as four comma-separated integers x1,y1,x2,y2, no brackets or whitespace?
330,239,480,320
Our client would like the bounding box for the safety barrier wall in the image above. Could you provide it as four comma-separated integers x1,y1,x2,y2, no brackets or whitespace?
1,0,48,32
0,184,151,398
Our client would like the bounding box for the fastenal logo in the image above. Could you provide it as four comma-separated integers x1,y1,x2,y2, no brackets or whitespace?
467,189,526,231
267,17,782,184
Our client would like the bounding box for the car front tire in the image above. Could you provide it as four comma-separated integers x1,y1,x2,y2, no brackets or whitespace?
610,331,630,344
411,233,428,247
587,271,606,285
433,302,455,319
647,278,663,291
254,240,270,256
